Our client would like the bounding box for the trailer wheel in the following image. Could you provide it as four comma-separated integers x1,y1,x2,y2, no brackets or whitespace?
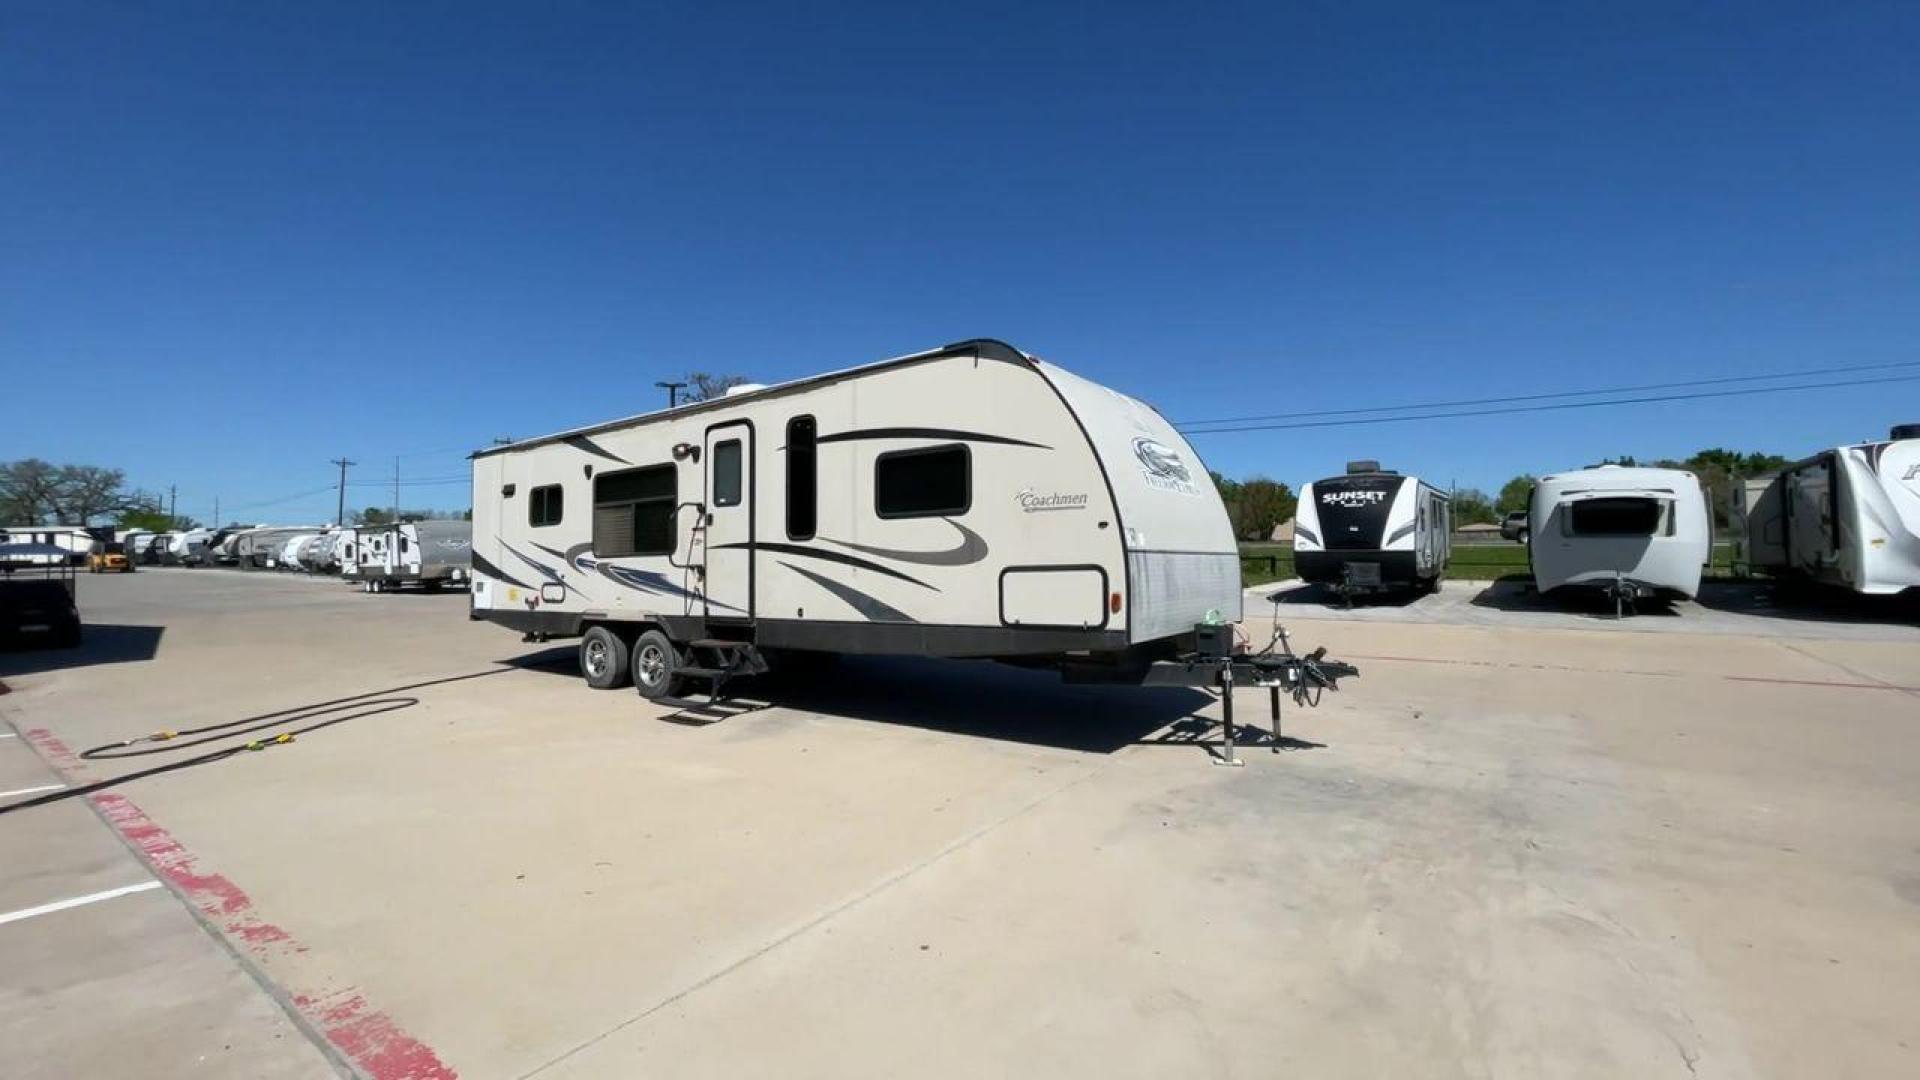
632,629,685,700
580,625,632,690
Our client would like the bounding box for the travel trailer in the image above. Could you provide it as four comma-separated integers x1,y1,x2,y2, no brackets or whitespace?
0,527,95,566
1733,425,1920,596
209,530,243,566
356,520,471,592
1727,474,1782,575
1293,462,1452,599
277,533,319,570
1529,465,1711,611
169,529,215,566
469,339,1244,700
295,532,339,572
235,527,309,569
350,528,388,585
332,529,360,579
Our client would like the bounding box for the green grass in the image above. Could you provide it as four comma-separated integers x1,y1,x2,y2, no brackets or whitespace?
1238,542,1737,587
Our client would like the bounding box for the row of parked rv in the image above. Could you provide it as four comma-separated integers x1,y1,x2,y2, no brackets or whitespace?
1291,423,1920,612
0,521,474,593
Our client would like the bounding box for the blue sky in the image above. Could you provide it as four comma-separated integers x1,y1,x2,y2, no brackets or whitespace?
4,2,1917,524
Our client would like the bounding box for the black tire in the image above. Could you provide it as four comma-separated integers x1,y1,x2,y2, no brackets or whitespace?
580,625,632,690
631,628,685,701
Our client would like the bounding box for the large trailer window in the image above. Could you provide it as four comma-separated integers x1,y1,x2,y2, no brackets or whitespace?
594,464,677,557
875,444,969,519
529,484,564,527
1565,497,1668,537
787,416,817,540
713,440,742,508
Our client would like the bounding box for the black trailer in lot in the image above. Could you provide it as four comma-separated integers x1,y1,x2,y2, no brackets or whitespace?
0,543,82,649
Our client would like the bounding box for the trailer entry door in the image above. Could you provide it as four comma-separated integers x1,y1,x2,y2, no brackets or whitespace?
704,421,753,618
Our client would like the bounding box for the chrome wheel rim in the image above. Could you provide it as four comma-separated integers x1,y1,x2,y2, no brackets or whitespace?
584,638,609,679
637,643,667,687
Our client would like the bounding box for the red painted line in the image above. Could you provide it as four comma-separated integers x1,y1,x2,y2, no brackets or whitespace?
89,791,457,1080
23,727,84,772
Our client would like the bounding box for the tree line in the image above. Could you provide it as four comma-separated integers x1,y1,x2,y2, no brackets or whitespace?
0,459,179,530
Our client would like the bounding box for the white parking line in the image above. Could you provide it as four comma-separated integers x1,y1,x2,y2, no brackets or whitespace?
0,733,19,739
0,783,65,800
0,881,164,927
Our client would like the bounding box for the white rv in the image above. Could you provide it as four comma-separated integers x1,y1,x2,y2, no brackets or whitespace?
1734,425,1920,596
277,533,321,570
170,529,217,566
1293,462,1451,598
356,520,471,592
0,527,95,566
333,529,361,580
1529,465,1711,609
469,339,1241,699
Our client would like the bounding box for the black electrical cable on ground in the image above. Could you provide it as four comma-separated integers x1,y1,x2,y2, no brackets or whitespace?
0,668,512,817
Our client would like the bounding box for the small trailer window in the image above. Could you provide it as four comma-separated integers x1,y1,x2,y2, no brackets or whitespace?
1565,497,1669,537
787,416,816,540
529,485,564,527
713,440,743,507
875,444,970,519
594,464,677,557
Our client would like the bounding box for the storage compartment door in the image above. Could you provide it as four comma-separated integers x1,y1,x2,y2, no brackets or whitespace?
999,566,1109,630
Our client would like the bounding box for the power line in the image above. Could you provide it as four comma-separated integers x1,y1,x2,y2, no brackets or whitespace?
1174,358,1920,430
1179,373,1920,436
224,484,339,512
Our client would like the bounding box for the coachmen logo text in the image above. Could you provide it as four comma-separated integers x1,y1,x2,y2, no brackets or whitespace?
1132,437,1198,495
1017,489,1089,513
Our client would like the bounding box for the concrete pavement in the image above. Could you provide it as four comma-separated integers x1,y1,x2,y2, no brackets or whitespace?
2,567,1917,1078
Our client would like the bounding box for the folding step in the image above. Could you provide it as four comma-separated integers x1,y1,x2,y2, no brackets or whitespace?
670,665,733,679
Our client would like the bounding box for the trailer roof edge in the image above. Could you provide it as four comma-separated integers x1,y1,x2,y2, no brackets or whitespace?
468,338,1035,460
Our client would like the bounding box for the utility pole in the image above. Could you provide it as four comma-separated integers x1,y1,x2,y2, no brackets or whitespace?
330,457,355,526
655,380,687,407
213,496,220,527
392,457,400,524
168,485,177,527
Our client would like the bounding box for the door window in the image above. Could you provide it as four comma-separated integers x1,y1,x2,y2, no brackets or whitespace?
713,440,743,507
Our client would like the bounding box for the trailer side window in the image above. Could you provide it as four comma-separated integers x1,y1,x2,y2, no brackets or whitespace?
529,485,564,528
787,416,816,540
713,440,742,507
875,444,970,519
594,464,677,557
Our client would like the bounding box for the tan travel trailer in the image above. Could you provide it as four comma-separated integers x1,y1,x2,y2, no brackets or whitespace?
471,340,1261,699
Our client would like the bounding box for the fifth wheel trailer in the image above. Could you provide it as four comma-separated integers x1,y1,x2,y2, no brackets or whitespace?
1734,425,1920,596
470,339,1265,702
1529,465,1711,610
1293,462,1451,598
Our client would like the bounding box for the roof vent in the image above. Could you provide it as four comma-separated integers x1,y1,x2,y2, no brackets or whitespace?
1346,460,1382,474
722,383,767,398
1891,423,1920,440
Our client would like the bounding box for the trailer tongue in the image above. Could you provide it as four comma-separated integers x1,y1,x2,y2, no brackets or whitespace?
1129,621,1359,766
